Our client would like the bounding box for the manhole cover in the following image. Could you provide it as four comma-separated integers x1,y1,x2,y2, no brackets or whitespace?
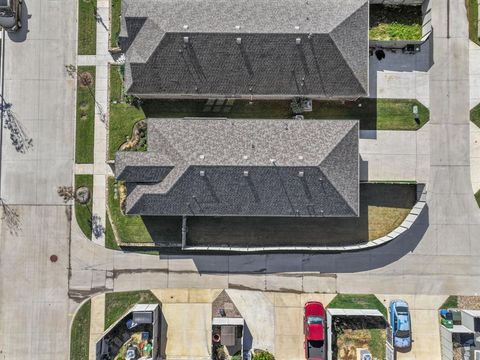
50,255,58,262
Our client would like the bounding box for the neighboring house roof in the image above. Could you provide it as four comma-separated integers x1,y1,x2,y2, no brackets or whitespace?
115,118,359,217
120,0,369,98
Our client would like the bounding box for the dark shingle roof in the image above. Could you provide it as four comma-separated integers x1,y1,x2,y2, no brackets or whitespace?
115,118,359,217
120,0,369,98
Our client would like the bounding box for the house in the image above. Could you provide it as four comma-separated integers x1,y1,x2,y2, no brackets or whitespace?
115,118,359,218
119,0,369,99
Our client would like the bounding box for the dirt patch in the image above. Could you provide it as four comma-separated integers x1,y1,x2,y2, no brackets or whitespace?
79,71,93,88
457,296,480,310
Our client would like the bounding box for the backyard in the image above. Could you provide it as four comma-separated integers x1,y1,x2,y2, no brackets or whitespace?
77,0,97,54
369,4,423,41
75,174,93,240
329,294,387,360
187,183,417,248
76,66,96,164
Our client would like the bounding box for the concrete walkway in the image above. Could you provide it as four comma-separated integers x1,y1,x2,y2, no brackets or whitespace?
89,294,105,360
76,0,112,246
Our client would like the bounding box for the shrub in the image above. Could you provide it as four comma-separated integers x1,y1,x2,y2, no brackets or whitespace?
253,351,275,360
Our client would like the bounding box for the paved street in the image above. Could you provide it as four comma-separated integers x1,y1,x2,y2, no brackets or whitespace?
0,0,480,359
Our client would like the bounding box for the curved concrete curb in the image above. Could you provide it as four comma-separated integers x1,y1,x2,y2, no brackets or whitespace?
183,184,427,253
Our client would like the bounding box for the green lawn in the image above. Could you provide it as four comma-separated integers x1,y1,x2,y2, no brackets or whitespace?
70,300,91,360
369,4,423,41
76,66,96,164
107,177,152,243
75,175,93,240
368,328,386,360
467,0,480,45
110,0,122,48
105,213,120,250
471,102,480,127
440,295,459,309
328,294,388,318
110,65,124,103
476,190,480,207
105,291,160,330
78,0,97,55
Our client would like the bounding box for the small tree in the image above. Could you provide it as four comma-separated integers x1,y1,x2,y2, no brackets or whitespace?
253,350,275,360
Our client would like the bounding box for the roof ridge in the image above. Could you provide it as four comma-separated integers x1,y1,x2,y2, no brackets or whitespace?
318,123,359,215
329,2,369,94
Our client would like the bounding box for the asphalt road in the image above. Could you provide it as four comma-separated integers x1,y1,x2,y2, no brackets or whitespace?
1,0,480,359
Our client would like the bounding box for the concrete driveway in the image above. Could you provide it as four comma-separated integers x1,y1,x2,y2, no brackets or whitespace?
152,289,219,360
378,294,445,360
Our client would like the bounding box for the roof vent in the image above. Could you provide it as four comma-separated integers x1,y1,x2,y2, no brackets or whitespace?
183,36,189,44
235,25,241,30
296,38,301,45
298,155,304,160
243,155,249,160
183,25,189,30
270,159,276,164
298,171,304,177
199,170,205,177
199,154,205,160
236,37,242,44
243,171,249,177
295,25,300,30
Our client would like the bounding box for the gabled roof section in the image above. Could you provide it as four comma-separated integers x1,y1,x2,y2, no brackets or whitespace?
120,0,369,98
116,118,359,217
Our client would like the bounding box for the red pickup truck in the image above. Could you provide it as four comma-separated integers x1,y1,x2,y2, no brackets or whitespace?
304,301,326,360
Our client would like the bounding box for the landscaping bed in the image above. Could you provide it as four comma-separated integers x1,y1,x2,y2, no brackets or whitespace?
78,0,97,55
471,103,480,128
333,325,386,360
75,174,93,240
70,300,91,360
105,290,160,330
76,66,96,164
369,4,423,41
187,183,416,248
476,190,480,207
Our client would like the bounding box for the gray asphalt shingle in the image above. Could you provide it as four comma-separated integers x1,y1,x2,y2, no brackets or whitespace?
115,118,359,217
120,0,369,98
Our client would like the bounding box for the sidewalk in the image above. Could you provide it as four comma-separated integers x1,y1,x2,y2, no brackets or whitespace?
88,294,105,360
76,0,112,246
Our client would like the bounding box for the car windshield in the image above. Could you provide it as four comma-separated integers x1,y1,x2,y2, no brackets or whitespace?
307,316,323,325
396,330,410,338
0,0,9,8
396,306,409,315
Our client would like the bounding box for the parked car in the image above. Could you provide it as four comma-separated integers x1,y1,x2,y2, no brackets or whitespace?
0,0,22,32
304,301,326,360
389,300,412,349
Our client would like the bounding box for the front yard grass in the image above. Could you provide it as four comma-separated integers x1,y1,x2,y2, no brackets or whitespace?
110,0,122,48
369,4,422,41
476,190,480,207
471,102,480,127
107,177,152,243
70,300,91,360
105,291,160,330
467,0,480,45
78,0,97,55
105,213,120,250
76,66,96,164
75,175,93,240
328,294,388,318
